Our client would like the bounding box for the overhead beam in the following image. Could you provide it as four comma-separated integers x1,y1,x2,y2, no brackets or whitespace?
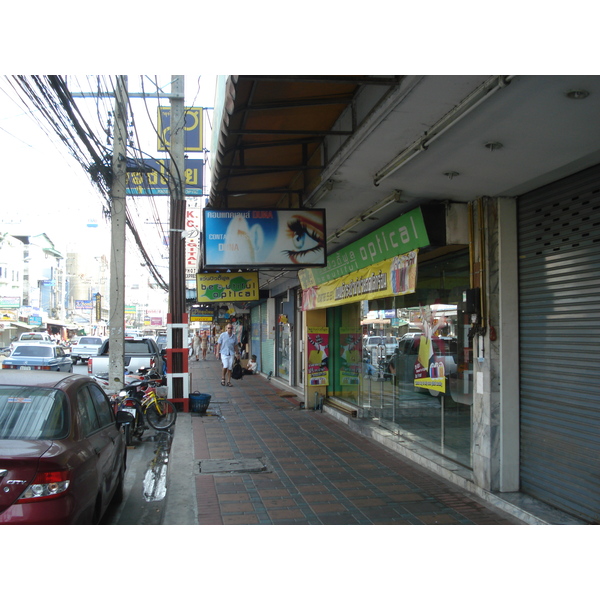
238,75,402,86
229,129,353,136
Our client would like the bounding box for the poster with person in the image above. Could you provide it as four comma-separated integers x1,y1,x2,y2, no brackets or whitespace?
307,327,329,386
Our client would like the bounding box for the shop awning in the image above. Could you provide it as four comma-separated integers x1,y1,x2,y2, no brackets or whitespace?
0,321,37,331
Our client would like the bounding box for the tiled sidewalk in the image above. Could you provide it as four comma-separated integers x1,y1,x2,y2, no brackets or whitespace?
187,355,522,525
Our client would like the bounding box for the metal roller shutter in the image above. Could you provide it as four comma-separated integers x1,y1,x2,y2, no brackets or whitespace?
518,163,600,522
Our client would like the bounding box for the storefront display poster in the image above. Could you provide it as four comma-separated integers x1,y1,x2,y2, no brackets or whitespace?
339,328,362,386
307,327,329,386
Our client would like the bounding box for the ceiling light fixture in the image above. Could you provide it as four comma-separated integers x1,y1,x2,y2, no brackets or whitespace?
566,89,589,100
373,75,514,186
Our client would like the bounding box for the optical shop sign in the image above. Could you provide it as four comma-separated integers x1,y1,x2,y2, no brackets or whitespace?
299,207,428,288
196,272,259,302
302,251,418,310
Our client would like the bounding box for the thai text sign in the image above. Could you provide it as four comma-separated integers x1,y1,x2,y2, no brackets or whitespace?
302,251,418,310
203,209,326,268
299,207,428,288
126,158,203,196
196,272,259,302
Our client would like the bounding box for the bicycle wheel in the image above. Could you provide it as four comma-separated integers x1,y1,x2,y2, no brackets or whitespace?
145,399,177,430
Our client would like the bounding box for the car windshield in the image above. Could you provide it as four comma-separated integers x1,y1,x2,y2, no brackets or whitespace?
20,334,45,341
0,386,69,439
79,337,101,345
368,337,383,345
12,346,53,357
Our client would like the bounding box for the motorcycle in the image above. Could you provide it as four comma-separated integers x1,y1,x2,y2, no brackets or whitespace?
110,367,168,445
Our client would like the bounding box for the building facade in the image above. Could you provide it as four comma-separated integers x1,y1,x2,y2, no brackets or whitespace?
208,75,600,523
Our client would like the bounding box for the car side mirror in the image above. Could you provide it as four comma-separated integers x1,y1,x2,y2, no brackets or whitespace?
116,410,134,429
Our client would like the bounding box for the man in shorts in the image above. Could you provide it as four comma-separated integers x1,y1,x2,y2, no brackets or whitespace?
217,324,240,387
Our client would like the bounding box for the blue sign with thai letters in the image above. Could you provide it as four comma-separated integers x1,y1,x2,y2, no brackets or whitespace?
126,159,203,196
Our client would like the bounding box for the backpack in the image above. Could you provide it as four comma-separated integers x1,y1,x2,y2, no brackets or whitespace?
231,359,244,380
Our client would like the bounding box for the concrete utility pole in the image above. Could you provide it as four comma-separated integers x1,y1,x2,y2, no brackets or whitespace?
166,75,188,401
108,75,128,393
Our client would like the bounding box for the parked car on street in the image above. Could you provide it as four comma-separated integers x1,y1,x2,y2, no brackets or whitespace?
0,370,133,524
70,336,105,364
10,332,52,352
2,343,74,372
88,337,164,377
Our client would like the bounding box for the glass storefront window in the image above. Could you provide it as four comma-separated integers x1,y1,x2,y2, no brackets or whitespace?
330,249,473,468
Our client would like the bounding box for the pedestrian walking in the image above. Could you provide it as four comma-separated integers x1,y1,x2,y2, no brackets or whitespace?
201,330,209,360
190,331,202,361
217,324,240,387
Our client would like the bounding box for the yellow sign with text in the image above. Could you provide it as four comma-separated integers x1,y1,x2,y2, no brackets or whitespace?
302,250,417,310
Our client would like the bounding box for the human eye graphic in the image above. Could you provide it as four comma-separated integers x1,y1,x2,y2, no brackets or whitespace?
283,214,325,263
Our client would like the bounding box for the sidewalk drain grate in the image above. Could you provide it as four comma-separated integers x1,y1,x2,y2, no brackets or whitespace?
198,458,269,474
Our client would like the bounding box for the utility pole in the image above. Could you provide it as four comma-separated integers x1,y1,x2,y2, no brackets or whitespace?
166,75,188,402
108,75,128,394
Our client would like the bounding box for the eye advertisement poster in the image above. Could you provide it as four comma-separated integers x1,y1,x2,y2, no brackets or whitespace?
203,209,326,268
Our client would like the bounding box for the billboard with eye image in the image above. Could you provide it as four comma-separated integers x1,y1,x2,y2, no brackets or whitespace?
202,209,326,268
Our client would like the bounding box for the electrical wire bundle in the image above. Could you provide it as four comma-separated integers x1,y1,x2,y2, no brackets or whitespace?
0,74,208,292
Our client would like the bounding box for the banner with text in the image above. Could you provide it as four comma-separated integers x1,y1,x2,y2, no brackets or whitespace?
299,207,428,288
196,272,259,302
302,250,418,311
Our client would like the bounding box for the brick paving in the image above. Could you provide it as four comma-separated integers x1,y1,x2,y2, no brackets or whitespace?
186,355,523,525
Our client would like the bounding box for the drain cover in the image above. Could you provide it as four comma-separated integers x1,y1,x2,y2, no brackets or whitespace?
198,458,268,474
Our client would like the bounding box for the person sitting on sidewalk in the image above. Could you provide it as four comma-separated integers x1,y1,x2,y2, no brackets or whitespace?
217,324,240,387
243,355,258,376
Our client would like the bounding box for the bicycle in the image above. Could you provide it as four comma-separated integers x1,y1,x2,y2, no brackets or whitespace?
115,381,177,444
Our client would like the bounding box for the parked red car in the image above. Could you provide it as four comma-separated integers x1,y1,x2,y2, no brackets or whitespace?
0,371,132,524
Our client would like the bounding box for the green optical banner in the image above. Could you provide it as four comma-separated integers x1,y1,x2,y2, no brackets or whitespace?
203,209,326,268
299,207,429,288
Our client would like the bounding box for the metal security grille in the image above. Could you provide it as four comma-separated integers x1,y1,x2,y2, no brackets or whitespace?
518,163,600,523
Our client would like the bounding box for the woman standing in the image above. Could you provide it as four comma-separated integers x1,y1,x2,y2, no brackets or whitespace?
201,330,209,360
191,331,202,361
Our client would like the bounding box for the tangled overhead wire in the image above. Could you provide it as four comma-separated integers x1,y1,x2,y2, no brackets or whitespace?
5,74,169,292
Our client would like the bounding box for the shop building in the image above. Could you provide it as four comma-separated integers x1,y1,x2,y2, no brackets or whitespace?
207,75,600,523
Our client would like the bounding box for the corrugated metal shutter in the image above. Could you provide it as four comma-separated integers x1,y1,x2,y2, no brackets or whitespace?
518,163,600,523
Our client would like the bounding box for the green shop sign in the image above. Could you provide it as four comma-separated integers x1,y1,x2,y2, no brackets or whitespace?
299,207,429,288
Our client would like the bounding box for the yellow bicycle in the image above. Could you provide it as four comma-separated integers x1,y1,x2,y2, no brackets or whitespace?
140,386,177,430
117,385,177,442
